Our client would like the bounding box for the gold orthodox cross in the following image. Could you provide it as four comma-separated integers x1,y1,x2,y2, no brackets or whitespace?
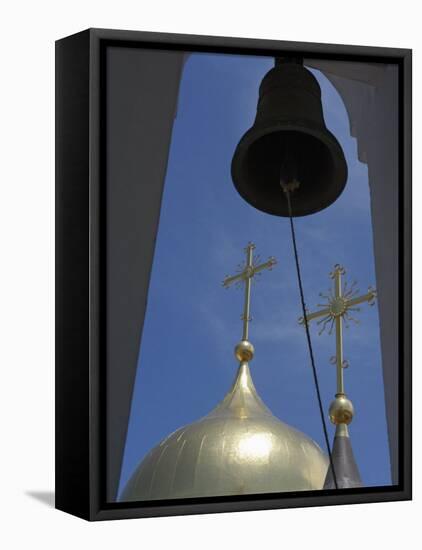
299,265,377,395
223,242,277,341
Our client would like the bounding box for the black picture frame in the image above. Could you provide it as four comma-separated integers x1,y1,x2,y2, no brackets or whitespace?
55,28,412,521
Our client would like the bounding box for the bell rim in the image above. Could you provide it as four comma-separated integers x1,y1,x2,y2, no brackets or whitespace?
231,121,348,218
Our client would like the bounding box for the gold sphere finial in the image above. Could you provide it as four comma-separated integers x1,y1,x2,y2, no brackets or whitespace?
235,340,255,362
328,393,354,425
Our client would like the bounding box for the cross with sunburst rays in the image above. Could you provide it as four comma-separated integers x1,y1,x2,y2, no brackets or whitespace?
299,264,377,395
222,242,277,341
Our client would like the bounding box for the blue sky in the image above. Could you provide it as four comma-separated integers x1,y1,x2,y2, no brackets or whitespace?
117,52,390,498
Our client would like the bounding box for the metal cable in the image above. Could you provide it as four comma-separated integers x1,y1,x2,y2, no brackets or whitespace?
283,189,339,490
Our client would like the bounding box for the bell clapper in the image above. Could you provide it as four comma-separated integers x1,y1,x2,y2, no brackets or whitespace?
280,179,301,195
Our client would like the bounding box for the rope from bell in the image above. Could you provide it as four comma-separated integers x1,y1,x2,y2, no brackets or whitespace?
281,181,339,490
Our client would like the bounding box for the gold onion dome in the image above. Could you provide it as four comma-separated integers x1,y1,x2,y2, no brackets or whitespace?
121,342,328,501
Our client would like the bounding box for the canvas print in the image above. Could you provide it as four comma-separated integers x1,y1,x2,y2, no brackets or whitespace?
103,46,399,503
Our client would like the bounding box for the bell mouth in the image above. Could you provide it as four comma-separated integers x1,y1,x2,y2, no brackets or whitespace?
231,124,348,217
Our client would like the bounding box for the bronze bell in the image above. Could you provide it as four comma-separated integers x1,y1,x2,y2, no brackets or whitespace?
231,59,348,217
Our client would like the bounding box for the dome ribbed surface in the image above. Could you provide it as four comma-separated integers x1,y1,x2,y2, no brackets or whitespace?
122,363,328,501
